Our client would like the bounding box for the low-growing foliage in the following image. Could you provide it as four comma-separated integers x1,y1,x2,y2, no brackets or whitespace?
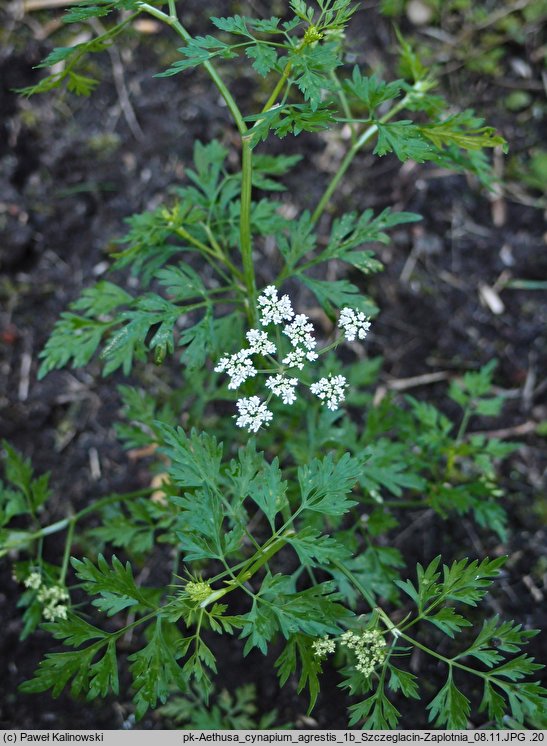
3,0,545,729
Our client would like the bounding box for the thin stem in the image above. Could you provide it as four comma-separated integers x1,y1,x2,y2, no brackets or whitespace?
332,560,376,609
3,488,154,552
311,84,425,225
329,70,357,146
262,62,293,113
456,406,473,443
60,517,76,584
240,136,257,323
137,3,247,136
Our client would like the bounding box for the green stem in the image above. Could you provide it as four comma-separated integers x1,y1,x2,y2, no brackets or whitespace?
240,136,257,322
200,532,294,608
311,84,425,225
137,3,247,136
397,629,490,682
456,406,473,443
332,560,376,609
4,488,154,552
60,517,76,584
262,62,293,113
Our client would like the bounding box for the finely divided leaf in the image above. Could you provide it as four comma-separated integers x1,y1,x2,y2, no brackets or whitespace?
298,452,361,515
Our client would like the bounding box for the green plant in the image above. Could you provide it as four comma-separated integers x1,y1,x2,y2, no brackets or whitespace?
3,0,545,729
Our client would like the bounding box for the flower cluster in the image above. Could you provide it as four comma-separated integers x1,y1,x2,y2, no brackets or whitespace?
23,571,70,620
310,375,348,411
338,307,371,342
339,629,387,677
186,580,213,604
311,636,336,659
214,286,372,433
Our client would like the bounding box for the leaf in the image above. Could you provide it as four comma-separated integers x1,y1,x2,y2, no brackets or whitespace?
158,37,239,76
157,424,223,490
427,672,470,729
300,276,376,316
210,15,252,37
2,441,51,512
156,265,206,301
179,314,213,371
345,67,403,113
20,645,101,698
71,554,151,616
286,527,352,567
426,607,472,638
289,42,341,110
248,457,287,530
298,452,361,515
420,111,507,153
246,103,336,145
129,619,187,719
38,313,111,378
375,121,434,163
276,211,316,267
264,578,352,639
246,44,278,77
349,688,400,728
173,488,226,562
275,635,322,713
71,281,132,316
388,665,420,700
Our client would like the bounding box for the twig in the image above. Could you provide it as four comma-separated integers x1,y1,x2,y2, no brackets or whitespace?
473,421,537,440
89,18,144,141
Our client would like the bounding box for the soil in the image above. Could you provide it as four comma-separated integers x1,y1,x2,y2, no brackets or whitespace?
0,0,545,731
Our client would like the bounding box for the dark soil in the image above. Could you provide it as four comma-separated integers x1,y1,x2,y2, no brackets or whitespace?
0,0,545,731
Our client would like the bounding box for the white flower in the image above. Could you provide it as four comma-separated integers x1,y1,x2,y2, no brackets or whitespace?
312,636,336,658
339,307,371,342
265,374,298,405
235,396,273,433
282,347,318,370
215,349,257,389
246,329,276,356
340,629,386,677
37,585,70,622
24,571,42,590
310,374,347,410
42,603,68,621
257,285,294,326
283,313,316,352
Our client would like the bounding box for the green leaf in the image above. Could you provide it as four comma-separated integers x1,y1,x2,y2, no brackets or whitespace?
2,441,51,512
156,265,206,301
349,688,400,728
158,37,239,76
277,211,316,267
375,121,434,163
420,111,507,154
129,619,186,719
275,635,322,713
179,314,212,371
248,457,287,530
345,67,403,114
426,607,472,638
157,424,223,490
210,15,252,37
298,452,361,515
246,103,336,145
71,281,132,316
289,42,341,110
286,527,352,567
38,313,112,378
388,665,420,700
246,44,278,76
71,554,151,616
300,276,376,316
427,672,470,729
20,645,101,698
